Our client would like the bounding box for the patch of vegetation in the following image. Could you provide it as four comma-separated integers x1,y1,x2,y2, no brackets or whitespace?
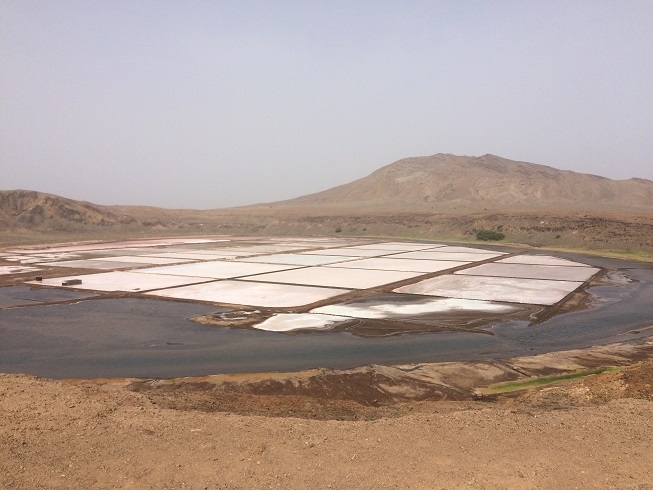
475,229,505,241
335,227,342,233
480,366,625,394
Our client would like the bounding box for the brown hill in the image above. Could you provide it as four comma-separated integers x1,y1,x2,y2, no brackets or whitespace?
0,190,228,246
271,154,653,213
2,155,652,252
0,190,138,229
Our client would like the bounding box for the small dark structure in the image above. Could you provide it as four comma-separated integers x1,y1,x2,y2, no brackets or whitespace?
35,276,43,281
62,279,82,286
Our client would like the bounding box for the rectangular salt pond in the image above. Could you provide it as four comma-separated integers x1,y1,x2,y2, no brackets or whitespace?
455,263,600,282
344,242,445,251
215,244,312,255
82,247,176,257
324,257,470,273
497,255,593,267
387,250,504,262
395,274,582,305
143,251,248,260
137,261,301,279
97,255,196,265
45,259,154,270
260,238,368,246
146,280,350,307
300,248,398,258
436,246,507,254
312,296,517,319
235,253,357,266
246,266,423,289
28,271,209,292
167,246,309,258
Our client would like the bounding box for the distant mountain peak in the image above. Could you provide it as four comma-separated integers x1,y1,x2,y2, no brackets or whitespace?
274,154,653,213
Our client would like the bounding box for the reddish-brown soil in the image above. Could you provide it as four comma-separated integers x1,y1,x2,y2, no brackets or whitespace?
2,340,653,489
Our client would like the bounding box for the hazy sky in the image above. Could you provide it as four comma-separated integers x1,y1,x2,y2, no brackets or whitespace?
2,1,652,209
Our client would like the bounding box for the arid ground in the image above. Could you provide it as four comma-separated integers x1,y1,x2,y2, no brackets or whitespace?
2,338,653,489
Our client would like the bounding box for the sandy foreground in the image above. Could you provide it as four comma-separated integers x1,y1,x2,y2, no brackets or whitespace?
2,344,653,489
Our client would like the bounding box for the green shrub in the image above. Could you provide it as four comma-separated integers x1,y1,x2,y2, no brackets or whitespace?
476,229,505,241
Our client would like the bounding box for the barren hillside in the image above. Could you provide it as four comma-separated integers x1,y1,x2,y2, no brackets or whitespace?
272,154,653,213
2,154,652,252
0,190,138,229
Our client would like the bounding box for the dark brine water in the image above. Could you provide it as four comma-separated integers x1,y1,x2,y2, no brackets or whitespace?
1,255,652,379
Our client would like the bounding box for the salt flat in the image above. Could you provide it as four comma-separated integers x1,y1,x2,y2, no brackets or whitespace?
45,259,154,270
344,242,444,251
11,238,600,312
140,251,245,260
456,263,600,282
301,248,397,258
436,246,507,254
324,257,470,273
387,250,504,262
146,280,350,307
395,274,583,305
236,253,356,266
28,271,208,292
313,297,516,319
137,261,301,279
218,244,311,254
252,313,350,332
246,266,422,289
98,255,196,265
497,255,593,267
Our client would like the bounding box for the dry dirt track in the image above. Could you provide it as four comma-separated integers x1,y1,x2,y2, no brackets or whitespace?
2,360,653,489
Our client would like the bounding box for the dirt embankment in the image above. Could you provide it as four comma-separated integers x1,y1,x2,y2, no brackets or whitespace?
2,338,653,489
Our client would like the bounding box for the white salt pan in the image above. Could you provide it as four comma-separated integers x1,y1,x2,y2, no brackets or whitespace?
395,274,582,305
99,255,195,265
345,242,445,251
497,255,592,267
45,259,153,270
325,257,469,273
137,261,300,279
236,253,356,266
313,298,516,319
301,248,397,257
436,246,506,254
247,266,423,289
253,313,350,332
28,271,207,292
387,251,504,262
456,263,599,282
146,280,349,307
